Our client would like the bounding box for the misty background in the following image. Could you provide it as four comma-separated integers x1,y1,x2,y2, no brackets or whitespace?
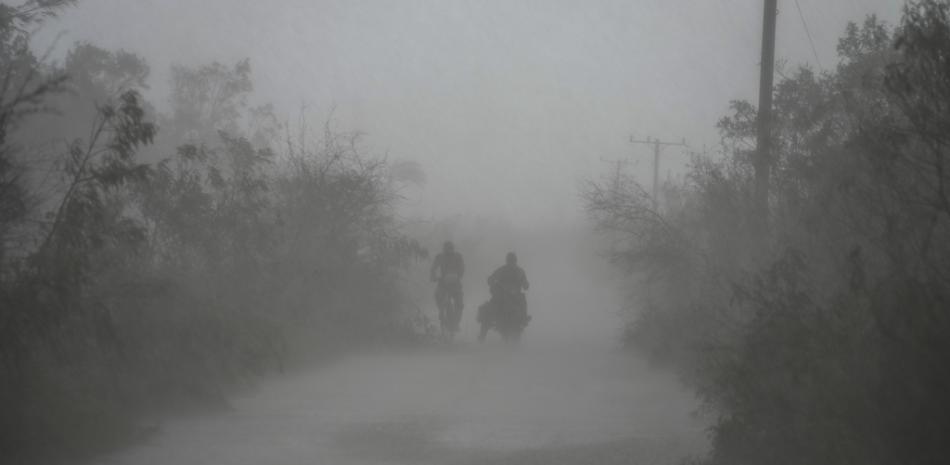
34,0,902,225
8,1,950,465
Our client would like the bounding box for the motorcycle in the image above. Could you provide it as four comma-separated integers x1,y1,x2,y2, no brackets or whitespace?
477,285,530,342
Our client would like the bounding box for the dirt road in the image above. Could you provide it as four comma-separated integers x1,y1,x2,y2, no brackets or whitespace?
99,338,706,465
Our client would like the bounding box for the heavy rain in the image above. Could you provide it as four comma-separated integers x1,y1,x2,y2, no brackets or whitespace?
3,1,945,465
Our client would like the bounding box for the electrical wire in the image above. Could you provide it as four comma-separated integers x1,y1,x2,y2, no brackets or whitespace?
793,0,824,72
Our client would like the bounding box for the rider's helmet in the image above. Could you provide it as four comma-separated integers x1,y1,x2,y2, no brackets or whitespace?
443,241,455,254
506,252,517,265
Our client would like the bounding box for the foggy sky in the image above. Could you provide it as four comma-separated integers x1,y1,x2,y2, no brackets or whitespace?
34,0,903,228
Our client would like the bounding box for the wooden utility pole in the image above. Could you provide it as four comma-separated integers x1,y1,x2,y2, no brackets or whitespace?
630,136,687,210
599,156,630,190
755,0,778,222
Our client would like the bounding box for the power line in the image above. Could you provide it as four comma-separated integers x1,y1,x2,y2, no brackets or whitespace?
793,0,824,72
629,136,688,210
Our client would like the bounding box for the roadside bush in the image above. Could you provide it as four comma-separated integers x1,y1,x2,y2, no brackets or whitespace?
585,3,950,464
0,3,425,461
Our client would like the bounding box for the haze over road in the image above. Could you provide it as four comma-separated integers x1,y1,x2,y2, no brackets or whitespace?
99,236,706,465
99,345,704,465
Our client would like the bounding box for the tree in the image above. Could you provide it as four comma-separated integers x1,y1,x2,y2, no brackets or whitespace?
0,1,74,270
585,4,950,464
166,58,253,145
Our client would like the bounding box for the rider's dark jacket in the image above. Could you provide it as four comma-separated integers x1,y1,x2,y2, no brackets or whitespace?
487,264,529,295
431,251,465,284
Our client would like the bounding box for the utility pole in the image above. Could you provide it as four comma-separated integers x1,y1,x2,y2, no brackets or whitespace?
599,157,629,174
755,0,778,224
599,157,630,191
629,136,687,210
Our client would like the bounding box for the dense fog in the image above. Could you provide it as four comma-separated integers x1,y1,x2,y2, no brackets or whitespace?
7,1,949,465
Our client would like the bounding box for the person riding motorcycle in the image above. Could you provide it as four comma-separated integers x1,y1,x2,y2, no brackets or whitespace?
479,252,530,341
430,241,465,331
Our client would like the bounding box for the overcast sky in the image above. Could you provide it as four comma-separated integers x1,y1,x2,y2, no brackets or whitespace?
35,0,904,227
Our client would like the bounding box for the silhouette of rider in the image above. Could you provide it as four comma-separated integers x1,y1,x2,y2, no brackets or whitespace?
487,251,529,319
430,241,465,328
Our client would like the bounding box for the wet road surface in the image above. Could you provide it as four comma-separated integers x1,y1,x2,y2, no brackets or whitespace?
99,340,706,465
